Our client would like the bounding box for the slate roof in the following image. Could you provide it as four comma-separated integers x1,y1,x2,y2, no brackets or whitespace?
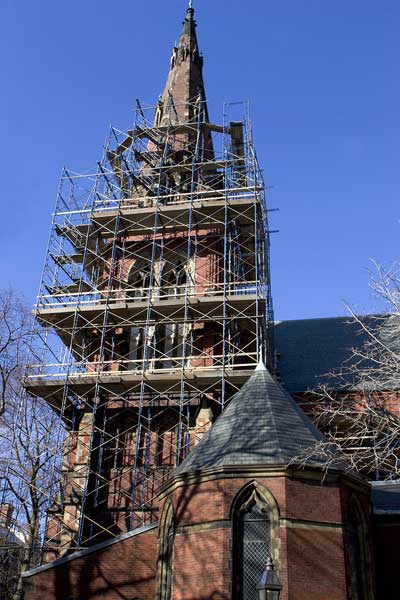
175,363,326,476
274,315,392,392
371,481,400,515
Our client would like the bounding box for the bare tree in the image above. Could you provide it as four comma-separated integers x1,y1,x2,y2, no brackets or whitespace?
0,289,63,599
0,289,30,416
0,396,61,599
296,262,400,479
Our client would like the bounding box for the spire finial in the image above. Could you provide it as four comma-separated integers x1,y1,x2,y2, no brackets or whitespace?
256,345,267,371
189,0,193,8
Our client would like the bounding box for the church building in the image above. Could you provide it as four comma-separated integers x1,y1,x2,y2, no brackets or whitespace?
21,5,400,599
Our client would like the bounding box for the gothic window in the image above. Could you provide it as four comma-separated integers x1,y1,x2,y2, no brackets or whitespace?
128,326,156,370
129,327,145,367
175,261,186,298
345,499,373,600
161,259,186,299
156,501,175,600
127,263,151,299
157,323,185,369
233,486,274,600
157,258,187,367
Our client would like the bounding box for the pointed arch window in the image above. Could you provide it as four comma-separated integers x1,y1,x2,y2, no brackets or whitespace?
175,261,186,298
345,498,373,600
233,486,276,600
162,260,186,299
129,326,145,366
127,264,151,300
156,500,175,600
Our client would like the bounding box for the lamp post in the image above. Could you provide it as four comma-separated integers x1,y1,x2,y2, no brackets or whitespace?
257,556,282,600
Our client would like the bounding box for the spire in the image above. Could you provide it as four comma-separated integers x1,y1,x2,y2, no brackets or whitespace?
157,3,208,125
182,4,196,37
175,368,330,476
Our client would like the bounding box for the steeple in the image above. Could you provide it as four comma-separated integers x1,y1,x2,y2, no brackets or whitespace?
157,3,208,125
181,3,196,38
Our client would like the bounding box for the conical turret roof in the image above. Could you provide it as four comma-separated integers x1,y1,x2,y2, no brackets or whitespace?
175,364,327,476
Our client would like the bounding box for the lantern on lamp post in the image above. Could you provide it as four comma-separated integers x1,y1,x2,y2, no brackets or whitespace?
257,556,282,600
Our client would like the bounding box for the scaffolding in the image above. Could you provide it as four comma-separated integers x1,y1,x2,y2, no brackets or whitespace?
0,98,274,582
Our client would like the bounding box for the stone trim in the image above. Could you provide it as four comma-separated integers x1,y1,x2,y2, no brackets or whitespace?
155,499,174,600
157,464,369,499
22,522,158,578
280,518,343,532
176,519,231,535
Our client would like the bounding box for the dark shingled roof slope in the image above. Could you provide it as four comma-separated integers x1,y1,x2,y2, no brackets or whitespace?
274,315,390,392
371,481,400,515
175,364,326,476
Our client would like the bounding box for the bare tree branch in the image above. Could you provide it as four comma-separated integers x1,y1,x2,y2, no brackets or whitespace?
0,289,64,599
294,262,400,480
0,288,30,416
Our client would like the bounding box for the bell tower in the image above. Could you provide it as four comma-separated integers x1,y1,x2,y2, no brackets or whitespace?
25,3,274,555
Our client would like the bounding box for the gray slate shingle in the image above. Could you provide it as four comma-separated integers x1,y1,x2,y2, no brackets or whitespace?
175,364,326,476
274,315,393,392
371,481,400,514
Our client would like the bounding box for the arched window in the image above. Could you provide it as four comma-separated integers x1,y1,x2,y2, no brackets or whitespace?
155,323,185,370
129,325,156,370
129,326,145,367
237,501,270,600
127,263,151,300
157,258,187,368
161,259,186,299
156,500,175,600
175,261,186,298
232,484,279,600
345,498,373,600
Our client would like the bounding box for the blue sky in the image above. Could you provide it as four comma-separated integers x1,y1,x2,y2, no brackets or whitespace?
1,0,399,320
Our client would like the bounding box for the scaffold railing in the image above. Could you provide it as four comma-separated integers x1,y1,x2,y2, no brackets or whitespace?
0,99,274,590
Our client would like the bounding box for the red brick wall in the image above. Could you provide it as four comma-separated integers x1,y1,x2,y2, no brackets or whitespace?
166,473,357,600
173,528,230,600
24,471,374,600
285,476,344,521
285,527,347,600
23,526,157,600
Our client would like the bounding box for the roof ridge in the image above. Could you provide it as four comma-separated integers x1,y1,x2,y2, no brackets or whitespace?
263,371,286,464
275,312,388,325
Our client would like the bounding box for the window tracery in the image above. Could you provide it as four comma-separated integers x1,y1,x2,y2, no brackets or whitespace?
232,484,280,600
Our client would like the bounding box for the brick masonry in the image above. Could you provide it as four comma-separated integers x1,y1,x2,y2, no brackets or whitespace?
23,467,381,600
23,526,157,600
